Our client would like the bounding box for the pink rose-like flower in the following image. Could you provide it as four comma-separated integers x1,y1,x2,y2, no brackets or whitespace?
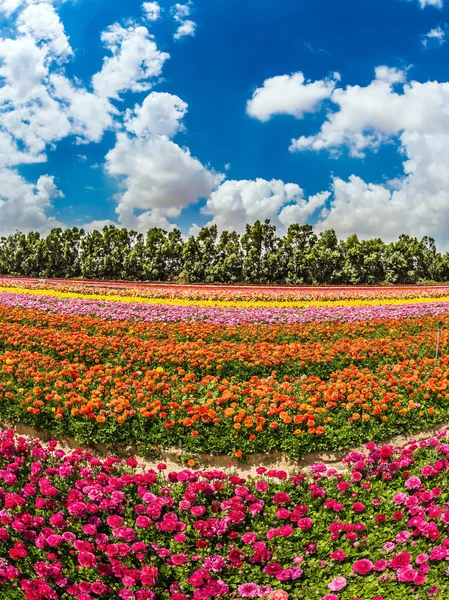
405,476,421,490
393,493,407,504
352,559,373,575
238,583,261,598
273,493,290,506
328,577,346,592
322,595,339,600
330,550,346,562
78,551,96,568
270,591,289,600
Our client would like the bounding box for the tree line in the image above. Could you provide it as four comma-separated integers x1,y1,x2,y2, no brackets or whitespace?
0,221,448,284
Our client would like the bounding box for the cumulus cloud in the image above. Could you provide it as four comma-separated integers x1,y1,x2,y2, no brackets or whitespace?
16,2,73,61
92,23,170,100
281,66,449,243
0,20,72,161
0,169,63,236
142,1,161,21
417,0,443,7
124,92,187,138
246,72,339,122
104,92,222,232
289,66,449,158
201,178,327,234
172,2,196,40
0,0,175,234
422,25,447,47
49,74,116,144
0,0,70,17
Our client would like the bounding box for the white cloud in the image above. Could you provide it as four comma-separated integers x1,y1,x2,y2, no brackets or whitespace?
0,0,23,15
50,74,115,143
0,33,72,159
103,92,222,233
124,92,187,137
174,20,196,40
172,3,196,40
0,0,70,17
374,65,407,85
281,66,449,243
172,2,191,19
0,36,49,105
289,66,449,158
202,178,326,234
142,1,161,21
422,25,447,47
16,2,73,61
246,72,339,122
106,133,222,231
417,0,443,7
0,169,63,236
92,23,170,99
82,218,117,232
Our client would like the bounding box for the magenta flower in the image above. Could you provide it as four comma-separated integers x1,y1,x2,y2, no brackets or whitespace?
352,559,373,575
328,577,347,591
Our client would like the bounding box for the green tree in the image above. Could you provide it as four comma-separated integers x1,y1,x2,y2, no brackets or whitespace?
309,229,344,284
284,224,317,284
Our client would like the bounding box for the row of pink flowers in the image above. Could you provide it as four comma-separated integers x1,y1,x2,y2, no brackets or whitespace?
1,429,449,599
2,291,449,324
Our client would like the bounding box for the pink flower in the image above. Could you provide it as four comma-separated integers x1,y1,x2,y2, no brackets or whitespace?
374,559,388,572
272,492,290,506
416,554,429,565
352,559,373,575
297,518,313,530
330,550,346,562
393,493,407,504
328,577,346,591
397,566,418,583
279,525,294,537
390,552,411,570
238,583,261,598
270,592,289,600
77,552,96,568
255,481,269,492
405,476,421,490
264,563,283,576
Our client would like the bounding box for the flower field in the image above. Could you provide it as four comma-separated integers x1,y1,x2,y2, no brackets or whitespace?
1,428,449,599
1,280,449,458
3,279,449,599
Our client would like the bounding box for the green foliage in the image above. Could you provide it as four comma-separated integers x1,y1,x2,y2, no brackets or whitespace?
0,222,448,283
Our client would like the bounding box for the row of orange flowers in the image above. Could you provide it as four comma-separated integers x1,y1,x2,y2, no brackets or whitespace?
0,305,445,381
1,351,447,457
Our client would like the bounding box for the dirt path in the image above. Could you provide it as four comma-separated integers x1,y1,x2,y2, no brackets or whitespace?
4,420,449,476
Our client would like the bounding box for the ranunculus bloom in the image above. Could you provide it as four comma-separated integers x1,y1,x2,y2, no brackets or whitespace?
270,592,289,600
330,550,346,562
328,577,346,591
238,583,261,598
352,559,373,575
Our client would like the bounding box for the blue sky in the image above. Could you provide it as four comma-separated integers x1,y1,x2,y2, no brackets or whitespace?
1,0,449,244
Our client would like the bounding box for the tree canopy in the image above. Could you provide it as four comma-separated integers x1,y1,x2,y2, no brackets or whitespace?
1,222,448,284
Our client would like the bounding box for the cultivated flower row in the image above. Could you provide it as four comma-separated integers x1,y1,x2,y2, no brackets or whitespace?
3,279,449,304
1,429,449,599
1,334,449,457
1,304,449,457
4,291,449,324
